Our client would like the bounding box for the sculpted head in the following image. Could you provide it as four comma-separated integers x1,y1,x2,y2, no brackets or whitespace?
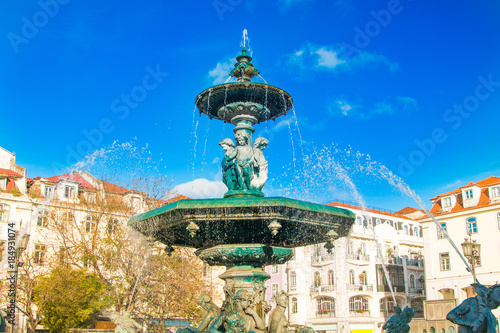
276,291,289,307
235,132,249,146
253,137,269,150
487,284,500,309
219,138,234,150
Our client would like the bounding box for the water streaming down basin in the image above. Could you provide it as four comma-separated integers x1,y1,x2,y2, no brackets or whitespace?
128,44,356,332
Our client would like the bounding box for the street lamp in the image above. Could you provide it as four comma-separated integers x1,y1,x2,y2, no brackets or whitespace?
461,234,480,283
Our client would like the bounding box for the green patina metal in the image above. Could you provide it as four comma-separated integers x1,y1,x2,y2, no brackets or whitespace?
129,43,354,333
128,196,354,250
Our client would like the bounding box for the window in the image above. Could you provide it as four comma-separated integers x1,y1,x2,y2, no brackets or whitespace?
360,270,367,285
349,296,368,311
438,223,447,239
465,189,473,199
107,219,119,235
442,197,452,207
62,212,74,223
272,265,278,274
414,227,419,237
410,274,415,289
272,283,279,299
0,204,10,222
376,218,381,225
313,244,321,257
290,271,297,288
317,297,335,316
64,186,75,198
440,253,450,271
466,217,477,234
498,213,500,230
327,270,334,285
491,186,500,198
404,225,409,235
45,185,54,198
37,210,49,227
349,269,355,285
85,215,95,233
0,178,6,190
291,297,298,313
359,243,366,256
347,241,353,255
356,216,362,225
34,244,47,265
314,271,321,287
59,247,67,264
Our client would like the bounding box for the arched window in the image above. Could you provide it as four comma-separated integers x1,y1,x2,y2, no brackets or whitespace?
314,271,321,287
410,274,415,289
376,218,381,225
349,269,355,285
360,270,367,285
0,204,10,222
328,270,334,285
360,243,366,255
349,296,368,311
291,297,298,314
466,217,478,234
290,271,297,288
317,297,335,316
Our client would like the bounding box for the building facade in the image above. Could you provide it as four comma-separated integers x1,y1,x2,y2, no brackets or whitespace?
265,202,425,333
417,176,500,331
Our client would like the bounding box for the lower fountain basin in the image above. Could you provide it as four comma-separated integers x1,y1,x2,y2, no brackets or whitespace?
128,197,355,250
196,244,293,267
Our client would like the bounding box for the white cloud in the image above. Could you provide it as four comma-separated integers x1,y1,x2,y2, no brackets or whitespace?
173,178,227,199
273,115,295,131
327,99,353,116
314,47,346,69
285,43,397,74
208,58,233,85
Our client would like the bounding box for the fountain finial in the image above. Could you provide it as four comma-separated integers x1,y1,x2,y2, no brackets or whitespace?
229,47,260,82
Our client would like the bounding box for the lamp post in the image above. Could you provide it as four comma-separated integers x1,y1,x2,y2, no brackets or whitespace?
461,233,480,283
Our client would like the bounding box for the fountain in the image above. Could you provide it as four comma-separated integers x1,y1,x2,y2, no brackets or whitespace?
128,45,355,332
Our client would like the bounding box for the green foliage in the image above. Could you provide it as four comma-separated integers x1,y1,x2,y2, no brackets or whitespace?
34,267,110,333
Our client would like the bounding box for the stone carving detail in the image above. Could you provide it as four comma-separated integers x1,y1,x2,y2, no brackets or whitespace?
220,134,269,195
382,306,415,333
110,311,143,333
268,291,289,333
209,290,266,333
447,283,500,333
218,102,270,122
177,294,220,333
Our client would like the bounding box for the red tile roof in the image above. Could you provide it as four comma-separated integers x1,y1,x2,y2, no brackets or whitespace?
0,168,23,179
327,201,415,221
101,180,131,194
45,173,95,189
396,206,424,215
423,176,500,218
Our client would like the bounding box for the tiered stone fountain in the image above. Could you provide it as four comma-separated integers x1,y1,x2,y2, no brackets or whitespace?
128,47,355,333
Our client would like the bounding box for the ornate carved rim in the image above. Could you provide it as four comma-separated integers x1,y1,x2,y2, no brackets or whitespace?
195,82,293,123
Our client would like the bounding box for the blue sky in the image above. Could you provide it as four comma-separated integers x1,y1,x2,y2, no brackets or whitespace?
1,0,499,211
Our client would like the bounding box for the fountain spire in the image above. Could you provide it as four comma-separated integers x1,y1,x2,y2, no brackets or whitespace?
229,47,260,82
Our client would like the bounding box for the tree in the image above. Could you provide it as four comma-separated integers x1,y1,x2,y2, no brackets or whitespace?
34,266,109,332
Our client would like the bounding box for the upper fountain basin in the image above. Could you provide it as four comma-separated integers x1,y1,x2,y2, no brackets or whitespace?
128,196,355,250
196,82,293,124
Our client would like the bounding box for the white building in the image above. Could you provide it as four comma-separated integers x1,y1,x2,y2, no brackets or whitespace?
282,202,425,333
418,176,500,306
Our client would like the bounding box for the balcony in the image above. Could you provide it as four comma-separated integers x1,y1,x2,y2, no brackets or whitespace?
350,310,371,317
406,258,424,268
311,253,335,265
310,284,337,294
346,284,373,292
346,253,370,262
409,288,425,296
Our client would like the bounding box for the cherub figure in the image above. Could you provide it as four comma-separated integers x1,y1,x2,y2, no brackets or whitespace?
234,132,255,190
209,290,265,333
250,137,269,191
220,139,238,191
268,291,289,333
177,294,220,333
382,306,415,333
447,283,500,333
